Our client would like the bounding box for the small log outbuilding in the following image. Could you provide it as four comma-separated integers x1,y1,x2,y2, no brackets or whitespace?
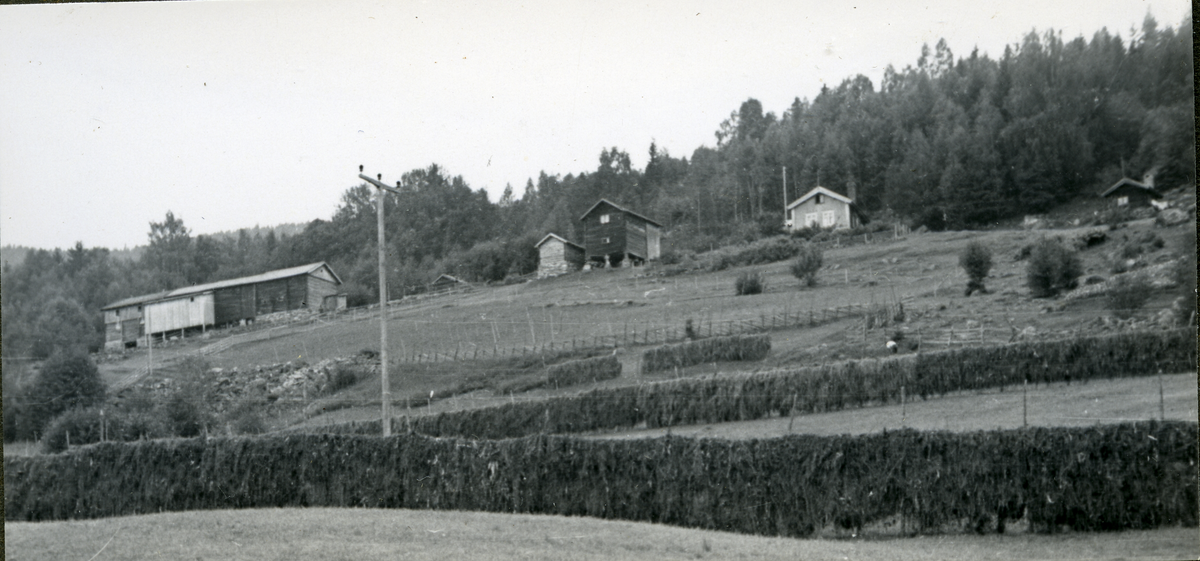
786,186,868,231
101,262,343,350
580,199,662,268
429,274,466,294
1101,174,1161,208
535,233,585,278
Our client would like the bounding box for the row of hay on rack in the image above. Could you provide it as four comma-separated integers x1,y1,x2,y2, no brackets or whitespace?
640,334,770,374
545,355,622,388
6,422,1195,537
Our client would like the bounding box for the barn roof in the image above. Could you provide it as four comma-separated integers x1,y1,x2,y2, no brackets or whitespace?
101,262,342,310
100,291,172,311
1100,177,1161,198
579,199,662,227
535,233,584,250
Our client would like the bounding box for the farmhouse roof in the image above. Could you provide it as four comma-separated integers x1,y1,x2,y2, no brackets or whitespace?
535,233,584,250
786,186,870,224
786,186,853,210
101,262,342,310
579,199,662,227
432,274,464,284
1100,177,1161,198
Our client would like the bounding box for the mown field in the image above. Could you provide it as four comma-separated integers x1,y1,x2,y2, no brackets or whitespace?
594,372,1198,440
6,508,1196,561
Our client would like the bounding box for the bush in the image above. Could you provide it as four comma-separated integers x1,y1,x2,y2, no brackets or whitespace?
23,352,106,436
40,406,174,453
658,249,683,265
790,243,823,287
326,364,361,394
222,399,268,435
735,272,764,295
40,408,104,453
1106,275,1153,319
1173,229,1197,325
1026,238,1083,298
112,410,171,442
160,356,216,437
959,241,993,296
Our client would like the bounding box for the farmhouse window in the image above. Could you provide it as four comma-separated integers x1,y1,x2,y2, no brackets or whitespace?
804,213,818,227
822,210,835,227
1117,196,1128,206
600,214,610,224
816,194,823,204
602,237,610,244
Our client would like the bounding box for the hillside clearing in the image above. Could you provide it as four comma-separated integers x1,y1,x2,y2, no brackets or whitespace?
86,219,1195,434
6,508,1195,561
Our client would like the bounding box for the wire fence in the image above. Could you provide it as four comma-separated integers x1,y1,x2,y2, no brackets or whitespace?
387,298,913,364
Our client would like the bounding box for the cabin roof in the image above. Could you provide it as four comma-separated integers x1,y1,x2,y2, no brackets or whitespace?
1100,177,1161,198
101,262,342,310
535,233,584,250
579,199,662,227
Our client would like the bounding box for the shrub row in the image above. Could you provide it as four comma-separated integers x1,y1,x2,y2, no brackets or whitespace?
307,329,1195,440
6,423,1195,537
545,355,622,388
40,408,174,454
642,334,771,374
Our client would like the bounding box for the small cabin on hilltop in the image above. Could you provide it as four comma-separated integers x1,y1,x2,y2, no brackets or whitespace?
580,199,662,268
1101,173,1161,208
101,262,343,350
786,186,868,231
535,233,585,278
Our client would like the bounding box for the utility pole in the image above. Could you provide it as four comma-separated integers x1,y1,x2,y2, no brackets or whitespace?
359,166,404,436
781,166,788,227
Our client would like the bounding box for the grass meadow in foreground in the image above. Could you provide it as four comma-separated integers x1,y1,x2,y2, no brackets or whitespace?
5,508,1197,561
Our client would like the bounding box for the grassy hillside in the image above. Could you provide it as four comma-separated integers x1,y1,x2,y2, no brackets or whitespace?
205,221,1188,369
89,214,1193,433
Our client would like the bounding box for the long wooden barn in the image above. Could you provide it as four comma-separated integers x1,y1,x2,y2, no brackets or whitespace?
101,262,343,350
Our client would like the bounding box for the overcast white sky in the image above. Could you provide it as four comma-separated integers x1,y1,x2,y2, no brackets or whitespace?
0,0,1190,250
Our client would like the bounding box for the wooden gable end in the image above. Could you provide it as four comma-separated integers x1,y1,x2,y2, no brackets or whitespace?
583,201,628,259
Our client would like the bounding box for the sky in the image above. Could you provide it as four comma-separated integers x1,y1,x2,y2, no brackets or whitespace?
0,0,1191,250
